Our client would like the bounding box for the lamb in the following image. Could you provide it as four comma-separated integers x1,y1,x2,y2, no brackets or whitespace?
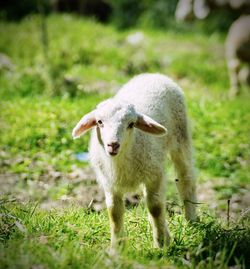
225,15,250,96
72,73,197,248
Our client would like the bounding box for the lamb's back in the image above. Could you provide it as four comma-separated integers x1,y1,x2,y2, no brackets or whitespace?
115,73,184,126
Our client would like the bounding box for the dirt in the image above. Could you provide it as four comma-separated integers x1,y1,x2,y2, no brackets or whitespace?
0,169,249,220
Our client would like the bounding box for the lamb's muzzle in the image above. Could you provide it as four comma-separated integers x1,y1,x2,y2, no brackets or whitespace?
107,142,120,156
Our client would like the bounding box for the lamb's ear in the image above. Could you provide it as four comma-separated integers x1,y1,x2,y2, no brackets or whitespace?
72,110,96,139
135,114,167,136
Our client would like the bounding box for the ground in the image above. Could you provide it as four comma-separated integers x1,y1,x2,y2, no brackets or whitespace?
0,14,249,269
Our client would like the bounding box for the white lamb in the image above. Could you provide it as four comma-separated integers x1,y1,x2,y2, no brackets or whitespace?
72,73,197,248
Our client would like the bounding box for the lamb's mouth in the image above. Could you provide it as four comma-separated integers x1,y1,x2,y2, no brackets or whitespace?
109,151,118,156
107,148,119,156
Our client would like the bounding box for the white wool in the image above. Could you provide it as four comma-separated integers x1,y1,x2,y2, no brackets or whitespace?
73,73,197,248
90,74,190,192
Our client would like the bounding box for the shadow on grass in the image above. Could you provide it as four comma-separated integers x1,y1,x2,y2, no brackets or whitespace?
185,217,249,268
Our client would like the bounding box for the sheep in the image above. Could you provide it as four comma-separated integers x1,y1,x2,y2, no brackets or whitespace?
225,15,250,96
175,0,250,22
72,73,197,248
175,1,250,96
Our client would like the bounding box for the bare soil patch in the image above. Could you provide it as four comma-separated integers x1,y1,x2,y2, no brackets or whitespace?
0,169,249,219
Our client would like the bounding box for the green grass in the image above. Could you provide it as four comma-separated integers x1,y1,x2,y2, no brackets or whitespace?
0,14,250,269
1,200,249,269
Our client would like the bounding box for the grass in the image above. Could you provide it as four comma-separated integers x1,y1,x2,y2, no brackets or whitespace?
0,14,250,268
1,200,249,269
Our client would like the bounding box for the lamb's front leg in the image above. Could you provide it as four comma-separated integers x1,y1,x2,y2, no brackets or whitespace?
145,177,171,248
105,192,124,248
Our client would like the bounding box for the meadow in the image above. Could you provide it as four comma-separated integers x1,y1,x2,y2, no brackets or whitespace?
0,14,249,268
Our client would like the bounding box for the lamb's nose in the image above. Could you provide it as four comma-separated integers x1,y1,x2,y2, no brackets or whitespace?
107,142,120,151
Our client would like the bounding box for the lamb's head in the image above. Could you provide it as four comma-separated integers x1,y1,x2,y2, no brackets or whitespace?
72,99,167,157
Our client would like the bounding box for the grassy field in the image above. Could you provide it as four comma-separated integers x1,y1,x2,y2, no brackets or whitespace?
0,14,249,268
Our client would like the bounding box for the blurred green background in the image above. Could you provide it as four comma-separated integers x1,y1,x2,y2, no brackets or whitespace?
0,1,249,269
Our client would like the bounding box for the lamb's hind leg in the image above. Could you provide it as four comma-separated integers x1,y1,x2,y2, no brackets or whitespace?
228,58,241,96
170,144,197,221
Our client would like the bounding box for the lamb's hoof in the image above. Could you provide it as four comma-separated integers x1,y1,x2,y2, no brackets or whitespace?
153,234,171,248
186,214,200,223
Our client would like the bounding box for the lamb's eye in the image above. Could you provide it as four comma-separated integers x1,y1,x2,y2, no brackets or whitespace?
97,120,103,126
128,122,135,129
